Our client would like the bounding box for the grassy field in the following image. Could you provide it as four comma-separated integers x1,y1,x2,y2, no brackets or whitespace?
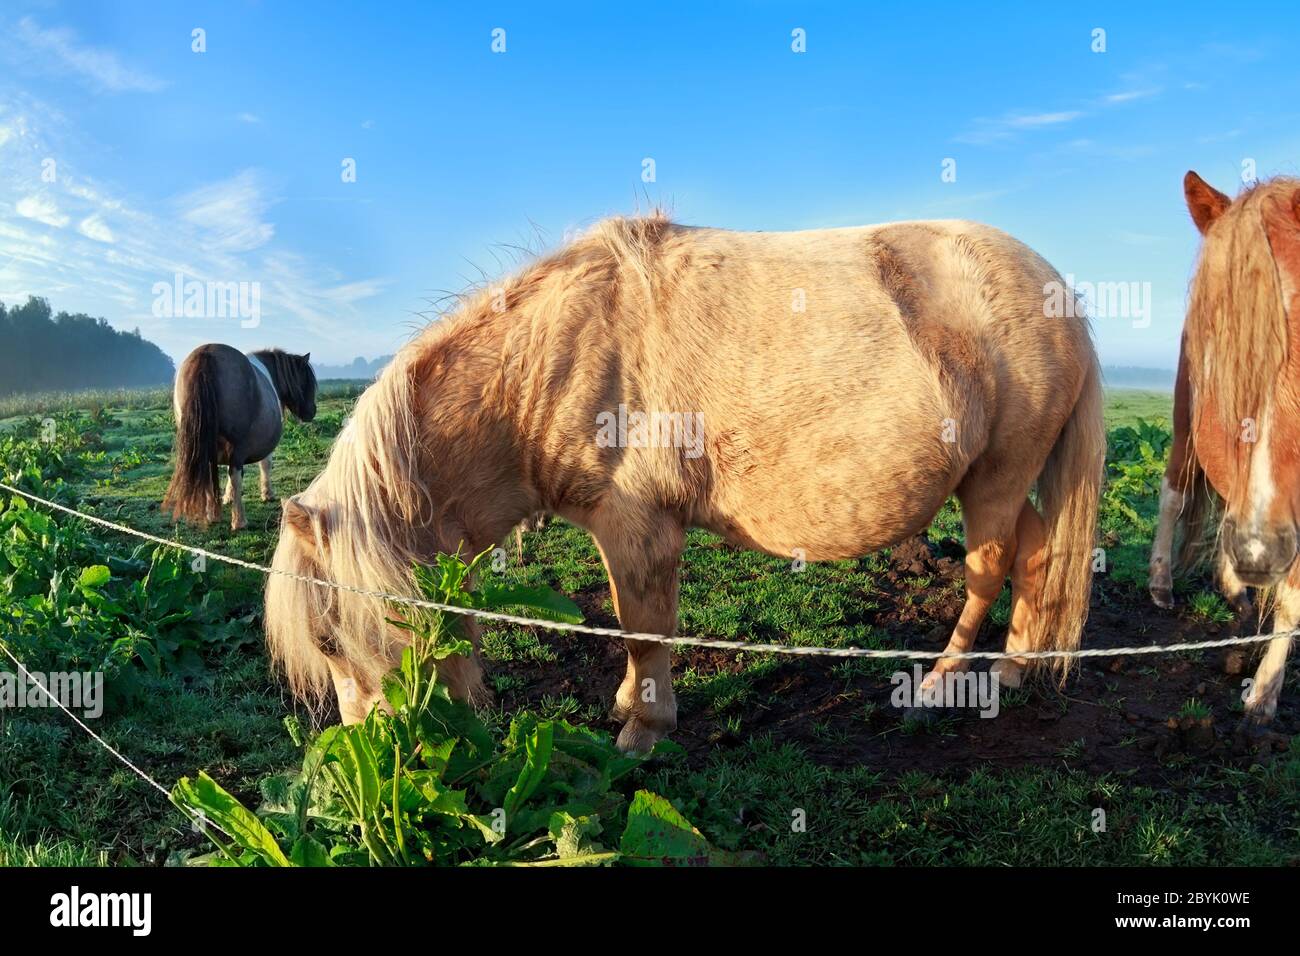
1,385,1297,866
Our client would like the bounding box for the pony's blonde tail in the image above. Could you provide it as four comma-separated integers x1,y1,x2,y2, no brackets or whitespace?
1031,356,1105,681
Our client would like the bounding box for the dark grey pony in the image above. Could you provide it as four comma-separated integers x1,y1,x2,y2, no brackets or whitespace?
164,345,317,530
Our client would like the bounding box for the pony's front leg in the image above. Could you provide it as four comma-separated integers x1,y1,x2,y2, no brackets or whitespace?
259,455,275,502
1148,475,1186,609
1151,337,1195,610
327,659,385,724
1218,551,1252,618
590,504,684,754
1237,572,1298,746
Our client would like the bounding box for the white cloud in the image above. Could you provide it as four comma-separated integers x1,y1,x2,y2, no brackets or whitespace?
13,17,165,94
0,100,389,361
1007,111,1082,128
955,110,1083,144
15,194,69,227
1105,88,1161,104
77,214,114,243
320,278,391,304
177,170,275,253
236,112,262,124
956,81,1167,147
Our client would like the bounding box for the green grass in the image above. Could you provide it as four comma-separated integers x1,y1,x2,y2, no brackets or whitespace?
1103,388,1173,430
641,735,1300,865
0,386,173,422
4,383,1298,867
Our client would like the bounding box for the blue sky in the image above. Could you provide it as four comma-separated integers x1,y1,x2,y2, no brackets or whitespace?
1,1,1298,368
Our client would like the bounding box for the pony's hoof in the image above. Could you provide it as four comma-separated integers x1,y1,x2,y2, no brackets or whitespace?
900,705,944,728
1149,586,1174,609
989,658,1024,689
1229,593,1254,619
1233,715,1273,753
616,717,668,756
231,519,247,532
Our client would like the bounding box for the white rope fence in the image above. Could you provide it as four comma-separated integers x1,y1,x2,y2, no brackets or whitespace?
1,480,1292,662
0,638,232,843
0,478,1291,852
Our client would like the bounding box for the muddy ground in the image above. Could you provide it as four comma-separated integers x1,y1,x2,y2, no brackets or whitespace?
491,535,1294,785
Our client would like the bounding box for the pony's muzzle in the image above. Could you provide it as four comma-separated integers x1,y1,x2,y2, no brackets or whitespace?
1223,516,1297,587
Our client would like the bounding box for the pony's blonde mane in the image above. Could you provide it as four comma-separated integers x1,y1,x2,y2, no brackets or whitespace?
1185,178,1296,466
266,213,672,706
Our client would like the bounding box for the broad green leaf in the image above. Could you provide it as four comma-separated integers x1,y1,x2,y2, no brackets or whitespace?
77,564,110,589
548,810,607,860
289,835,336,867
479,584,583,623
620,790,716,867
172,772,292,867
503,721,554,821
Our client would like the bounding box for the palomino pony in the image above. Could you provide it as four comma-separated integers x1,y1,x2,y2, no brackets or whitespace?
266,215,1104,753
1149,171,1300,740
164,345,317,531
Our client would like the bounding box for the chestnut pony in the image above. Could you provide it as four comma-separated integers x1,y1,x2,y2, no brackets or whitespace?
1149,171,1300,738
266,215,1103,752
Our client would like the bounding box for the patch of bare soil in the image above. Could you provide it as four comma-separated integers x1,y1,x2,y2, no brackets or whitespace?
491,535,1295,782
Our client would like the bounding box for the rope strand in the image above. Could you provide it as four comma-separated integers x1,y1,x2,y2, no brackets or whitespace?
1,480,1292,662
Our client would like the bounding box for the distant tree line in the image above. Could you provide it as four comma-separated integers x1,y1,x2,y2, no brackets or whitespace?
312,354,393,380
0,297,174,395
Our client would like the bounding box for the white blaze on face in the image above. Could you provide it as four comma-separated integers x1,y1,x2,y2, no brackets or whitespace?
1244,405,1277,548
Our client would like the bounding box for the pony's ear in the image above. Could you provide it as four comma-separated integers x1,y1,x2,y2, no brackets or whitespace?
1184,170,1231,234
283,496,325,547
302,352,311,362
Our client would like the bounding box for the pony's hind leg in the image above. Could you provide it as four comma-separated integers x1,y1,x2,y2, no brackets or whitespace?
990,500,1048,690
921,485,1021,697
589,502,684,754
259,455,275,502
229,465,247,531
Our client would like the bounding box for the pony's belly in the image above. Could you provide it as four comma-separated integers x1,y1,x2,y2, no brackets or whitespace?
700,487,949,563
697,410,967,561
225,408,284,465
